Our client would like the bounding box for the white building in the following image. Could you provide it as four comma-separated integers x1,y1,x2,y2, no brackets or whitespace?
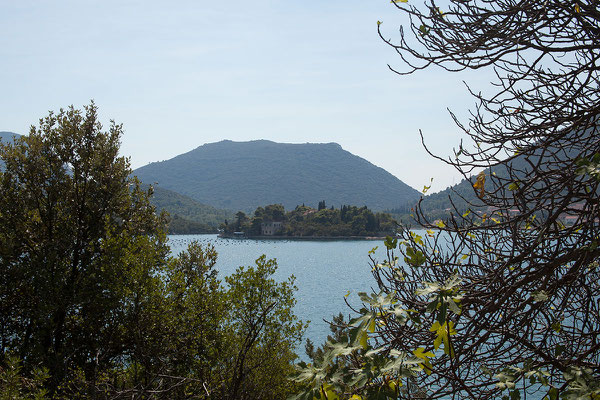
261,221,283,235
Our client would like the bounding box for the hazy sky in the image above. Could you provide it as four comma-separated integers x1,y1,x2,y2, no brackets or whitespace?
1,0,492,192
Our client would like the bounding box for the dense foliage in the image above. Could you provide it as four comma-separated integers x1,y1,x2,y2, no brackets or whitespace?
293,0,600,399
166,213,218,234
0,104,304,399
149,185,235,233
222,203,397,237
133,140,420,212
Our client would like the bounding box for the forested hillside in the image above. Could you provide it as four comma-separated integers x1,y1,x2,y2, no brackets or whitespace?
223,203,396,237
134,140,420,212
391,138,582,223
147,185,235,233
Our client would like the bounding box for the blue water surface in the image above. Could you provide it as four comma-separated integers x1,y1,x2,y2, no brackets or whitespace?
167,234,547,400
168,234,389,357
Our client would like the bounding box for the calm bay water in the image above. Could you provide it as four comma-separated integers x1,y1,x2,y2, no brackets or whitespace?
168,234,391,357
167,234,546,399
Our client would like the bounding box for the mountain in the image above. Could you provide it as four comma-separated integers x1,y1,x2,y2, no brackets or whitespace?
133,140,421,211
149,185,235,228
392,132,586,222
0,131,21,142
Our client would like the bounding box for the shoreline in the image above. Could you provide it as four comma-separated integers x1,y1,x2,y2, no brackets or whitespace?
217,234,389,241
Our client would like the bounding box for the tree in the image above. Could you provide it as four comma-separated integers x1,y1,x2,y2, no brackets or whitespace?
318,200,327,211
100,244,305,400
235,210,248,230
293,1,600,399
223,256,305,399
0,104,305,399
0,103,170,393
264,204,285,221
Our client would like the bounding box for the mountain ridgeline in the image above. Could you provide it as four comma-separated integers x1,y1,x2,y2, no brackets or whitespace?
392,133,585,223
134,140,421,212
0,131,21,142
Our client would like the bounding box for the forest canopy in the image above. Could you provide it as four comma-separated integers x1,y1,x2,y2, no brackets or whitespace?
221,203,397,237
0,104,305,399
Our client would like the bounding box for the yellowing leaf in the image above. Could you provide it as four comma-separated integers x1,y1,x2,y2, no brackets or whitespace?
413,347,435,375
359,331,368,349
472,171,486,198
411,232,424,245
430,321,457,357
422,177,433,194
575,3,581,13
377,20,383,26
413,347,435,359
435,220,446,228
317,384,340,400
368,317,376,333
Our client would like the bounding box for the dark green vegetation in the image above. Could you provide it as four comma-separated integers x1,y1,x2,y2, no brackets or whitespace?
293,1,600,399
222,203,397,238
0,105,304,399
149,185,235,234
0,132,21,169
133,139,421,212
0,131,232,235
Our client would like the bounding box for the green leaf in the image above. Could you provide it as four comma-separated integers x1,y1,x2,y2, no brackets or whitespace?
554,344,565,356
359,330,368,349
551,320,562,333
384,236,398,250
437,302,448,324
405,247,426,266
531,290,549,302
430,321,456,356
448,299,461,315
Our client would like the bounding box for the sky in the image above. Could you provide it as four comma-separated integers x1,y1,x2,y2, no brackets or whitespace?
1,0,492,193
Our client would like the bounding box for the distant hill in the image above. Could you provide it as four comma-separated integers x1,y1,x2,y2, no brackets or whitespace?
133,140,421,211
392,133,585,222
390,155,533,222
0,131,21,142
149,185,235,228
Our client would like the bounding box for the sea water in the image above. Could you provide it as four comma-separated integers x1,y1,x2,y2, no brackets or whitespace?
167,234,386,354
